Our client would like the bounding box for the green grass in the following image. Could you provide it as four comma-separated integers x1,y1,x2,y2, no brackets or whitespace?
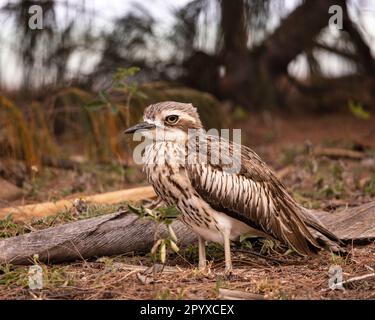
364,174,375,196
0,215,27,238
155,288,172,300
0,262,75,290
0,264,28,287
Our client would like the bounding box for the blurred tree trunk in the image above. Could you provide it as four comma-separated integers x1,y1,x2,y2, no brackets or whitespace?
184,0,374,110
259,0,345,76
219,0,345,108
219,0,247,55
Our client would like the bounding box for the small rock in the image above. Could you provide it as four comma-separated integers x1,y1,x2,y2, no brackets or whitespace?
0,178,23,201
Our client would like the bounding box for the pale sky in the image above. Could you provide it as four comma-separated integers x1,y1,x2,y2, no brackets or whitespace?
0,0,374,88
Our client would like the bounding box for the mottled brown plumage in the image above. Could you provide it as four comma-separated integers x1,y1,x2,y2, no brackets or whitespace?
125,101,342,273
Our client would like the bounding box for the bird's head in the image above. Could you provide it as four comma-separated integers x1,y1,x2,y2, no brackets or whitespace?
124,101,203,141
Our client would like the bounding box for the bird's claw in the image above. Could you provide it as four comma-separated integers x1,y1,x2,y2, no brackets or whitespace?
219,268,242,281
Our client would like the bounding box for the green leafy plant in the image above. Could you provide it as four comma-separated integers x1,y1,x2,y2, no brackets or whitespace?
232,106,247,120
128,204,181,263
348,100,371,120
239,233,254,249
85,66,147,125
155,288,171,300
0,264,28,287
0,214,27,238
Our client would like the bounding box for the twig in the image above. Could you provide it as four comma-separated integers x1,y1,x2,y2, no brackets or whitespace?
218,288,265,300
232,248,291,265
340,273,375,287
313,147,365,160
324,273,375,292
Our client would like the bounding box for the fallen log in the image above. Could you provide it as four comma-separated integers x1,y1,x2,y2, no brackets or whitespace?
316,201,375,242
0,201,374,265
0,186,156,222
0,211,196,265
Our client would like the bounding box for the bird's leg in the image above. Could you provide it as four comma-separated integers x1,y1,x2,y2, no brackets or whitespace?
223,232,233,275
198,236,207,270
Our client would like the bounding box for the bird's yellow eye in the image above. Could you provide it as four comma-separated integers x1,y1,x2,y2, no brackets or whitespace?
165,115,179,125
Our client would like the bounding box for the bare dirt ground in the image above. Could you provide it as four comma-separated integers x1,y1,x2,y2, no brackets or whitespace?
1,111,375,300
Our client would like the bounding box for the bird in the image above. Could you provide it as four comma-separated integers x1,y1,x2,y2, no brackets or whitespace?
125,101,343,274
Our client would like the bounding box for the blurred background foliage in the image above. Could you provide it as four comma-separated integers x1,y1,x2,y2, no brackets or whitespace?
0,0,374,175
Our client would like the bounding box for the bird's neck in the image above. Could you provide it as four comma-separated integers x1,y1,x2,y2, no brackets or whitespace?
143,131,213,168
144,140,187,168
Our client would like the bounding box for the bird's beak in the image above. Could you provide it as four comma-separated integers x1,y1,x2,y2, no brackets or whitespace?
124,121,156,134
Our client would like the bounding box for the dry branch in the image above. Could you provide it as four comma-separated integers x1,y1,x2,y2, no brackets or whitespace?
0,186,156,222
0,200,374,265
341,273,375,287
313,147,365,160
218,288,265,300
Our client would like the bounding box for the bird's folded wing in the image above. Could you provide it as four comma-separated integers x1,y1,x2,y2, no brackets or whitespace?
186,136,320,255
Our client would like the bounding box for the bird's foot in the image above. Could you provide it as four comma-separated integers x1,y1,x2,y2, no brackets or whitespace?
218,268,242,281
198,261,206,271
196,264,212,277
224,265,232,275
